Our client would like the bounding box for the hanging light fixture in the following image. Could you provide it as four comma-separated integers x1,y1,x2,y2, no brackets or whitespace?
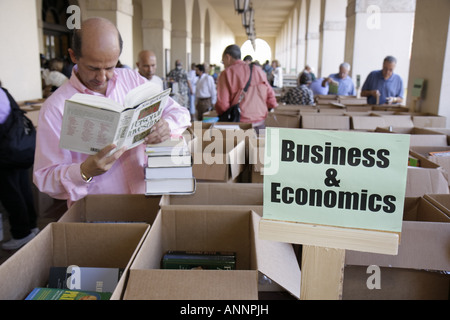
241,6,254,28
234,0,249,14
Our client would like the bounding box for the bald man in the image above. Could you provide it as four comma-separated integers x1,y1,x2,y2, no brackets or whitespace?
136,50,164,90
33,17,191,206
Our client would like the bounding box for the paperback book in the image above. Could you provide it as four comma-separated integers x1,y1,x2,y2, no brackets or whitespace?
59,81,171,155
25,287,112,300
48,266,124,293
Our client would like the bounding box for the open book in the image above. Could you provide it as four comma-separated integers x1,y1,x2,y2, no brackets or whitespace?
59,81,171,154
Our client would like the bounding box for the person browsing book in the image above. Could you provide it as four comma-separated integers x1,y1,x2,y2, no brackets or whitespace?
361,56,404,105
321,63,356,96
215,44,277,132
33,17,191,207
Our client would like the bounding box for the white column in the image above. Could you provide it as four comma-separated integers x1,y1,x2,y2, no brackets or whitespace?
407,0,450,126
0,0,41,100
305,0,321,77
319,0,347,78
345,0,415,97
84,0,134,68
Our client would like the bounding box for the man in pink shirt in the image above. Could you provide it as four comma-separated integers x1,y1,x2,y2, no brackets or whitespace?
33,17,191,207
215,44,277,131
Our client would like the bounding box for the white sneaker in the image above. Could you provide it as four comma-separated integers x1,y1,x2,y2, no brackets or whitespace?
1,232,36,251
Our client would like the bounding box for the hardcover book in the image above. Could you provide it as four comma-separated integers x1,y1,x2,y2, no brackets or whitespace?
161,250,236,270
59,81,171,155
145,178,196,195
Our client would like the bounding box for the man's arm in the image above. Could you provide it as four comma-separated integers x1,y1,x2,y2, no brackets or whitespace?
215,72,231,114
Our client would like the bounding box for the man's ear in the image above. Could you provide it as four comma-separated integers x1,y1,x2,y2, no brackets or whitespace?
68,48,78,64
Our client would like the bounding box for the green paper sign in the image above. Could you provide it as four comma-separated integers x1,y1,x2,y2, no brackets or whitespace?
263,128,410,233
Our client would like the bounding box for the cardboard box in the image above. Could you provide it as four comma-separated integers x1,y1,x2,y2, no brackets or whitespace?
338,96,368,106
276,104,318,114
410,146,450,185
301,113,350,130
191,137,246,182
265,112,301,128
58,194,161,224
406,151,449,196
0,222,150,300
350,114,386,130
425,128,450,145
343,266,449,300
371,105,409,112
121,207,301,300
195,121,256,140
345,105,373,113
351,114,414,131
344,196,450,299
396,112,447,128
160,182,263,208
317,104,347,114
248,138,265,183
346,196,450,270
375,127,448,146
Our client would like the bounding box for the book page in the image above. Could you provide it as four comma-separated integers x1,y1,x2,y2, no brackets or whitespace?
120,88,171,150
66,93,124,112
59,101,121,154
124,81,163,109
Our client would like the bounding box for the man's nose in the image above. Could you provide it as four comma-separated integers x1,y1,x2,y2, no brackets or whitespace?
96,69,107,82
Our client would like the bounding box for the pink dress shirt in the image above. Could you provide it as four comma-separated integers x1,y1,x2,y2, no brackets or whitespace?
33,66,191,206
215,60,277,124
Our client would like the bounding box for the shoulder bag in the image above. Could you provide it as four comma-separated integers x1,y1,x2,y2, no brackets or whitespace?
219,64,254,122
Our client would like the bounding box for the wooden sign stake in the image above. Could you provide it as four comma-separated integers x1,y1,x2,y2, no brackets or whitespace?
300,246,345,300
259,218,400,300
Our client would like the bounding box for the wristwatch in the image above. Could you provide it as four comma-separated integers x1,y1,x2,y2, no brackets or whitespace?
80,168,93,183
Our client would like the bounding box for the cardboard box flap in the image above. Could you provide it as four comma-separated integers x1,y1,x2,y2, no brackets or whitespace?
252,212,301,299
406,151,449,197
192,138,245,181
380,115,414,127
346,197,450,271
249,138,265,173
124,269,258,300
410,146,450,186
0,225,54,300
424,194,450,217
51,223,150,268
160,183,263,206
228,138,246,180
376,127,448,146
58,194,161,223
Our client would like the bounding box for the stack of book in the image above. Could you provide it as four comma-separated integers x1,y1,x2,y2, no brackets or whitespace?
145,136,195,195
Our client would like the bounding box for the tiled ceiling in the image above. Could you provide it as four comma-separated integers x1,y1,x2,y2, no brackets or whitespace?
207,0,298,38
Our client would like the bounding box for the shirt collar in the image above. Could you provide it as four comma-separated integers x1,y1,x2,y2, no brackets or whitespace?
69,65,119,96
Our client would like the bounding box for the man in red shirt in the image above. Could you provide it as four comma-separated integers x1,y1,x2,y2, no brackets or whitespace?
215,45,277,132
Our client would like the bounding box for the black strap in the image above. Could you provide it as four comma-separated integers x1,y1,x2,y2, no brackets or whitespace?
243,63,253,93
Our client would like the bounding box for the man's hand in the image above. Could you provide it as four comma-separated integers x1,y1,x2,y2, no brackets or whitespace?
80,144,127,180
144,119,171,145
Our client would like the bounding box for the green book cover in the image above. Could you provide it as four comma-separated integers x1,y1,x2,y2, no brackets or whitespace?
161,250,236,270
25,287,112,300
